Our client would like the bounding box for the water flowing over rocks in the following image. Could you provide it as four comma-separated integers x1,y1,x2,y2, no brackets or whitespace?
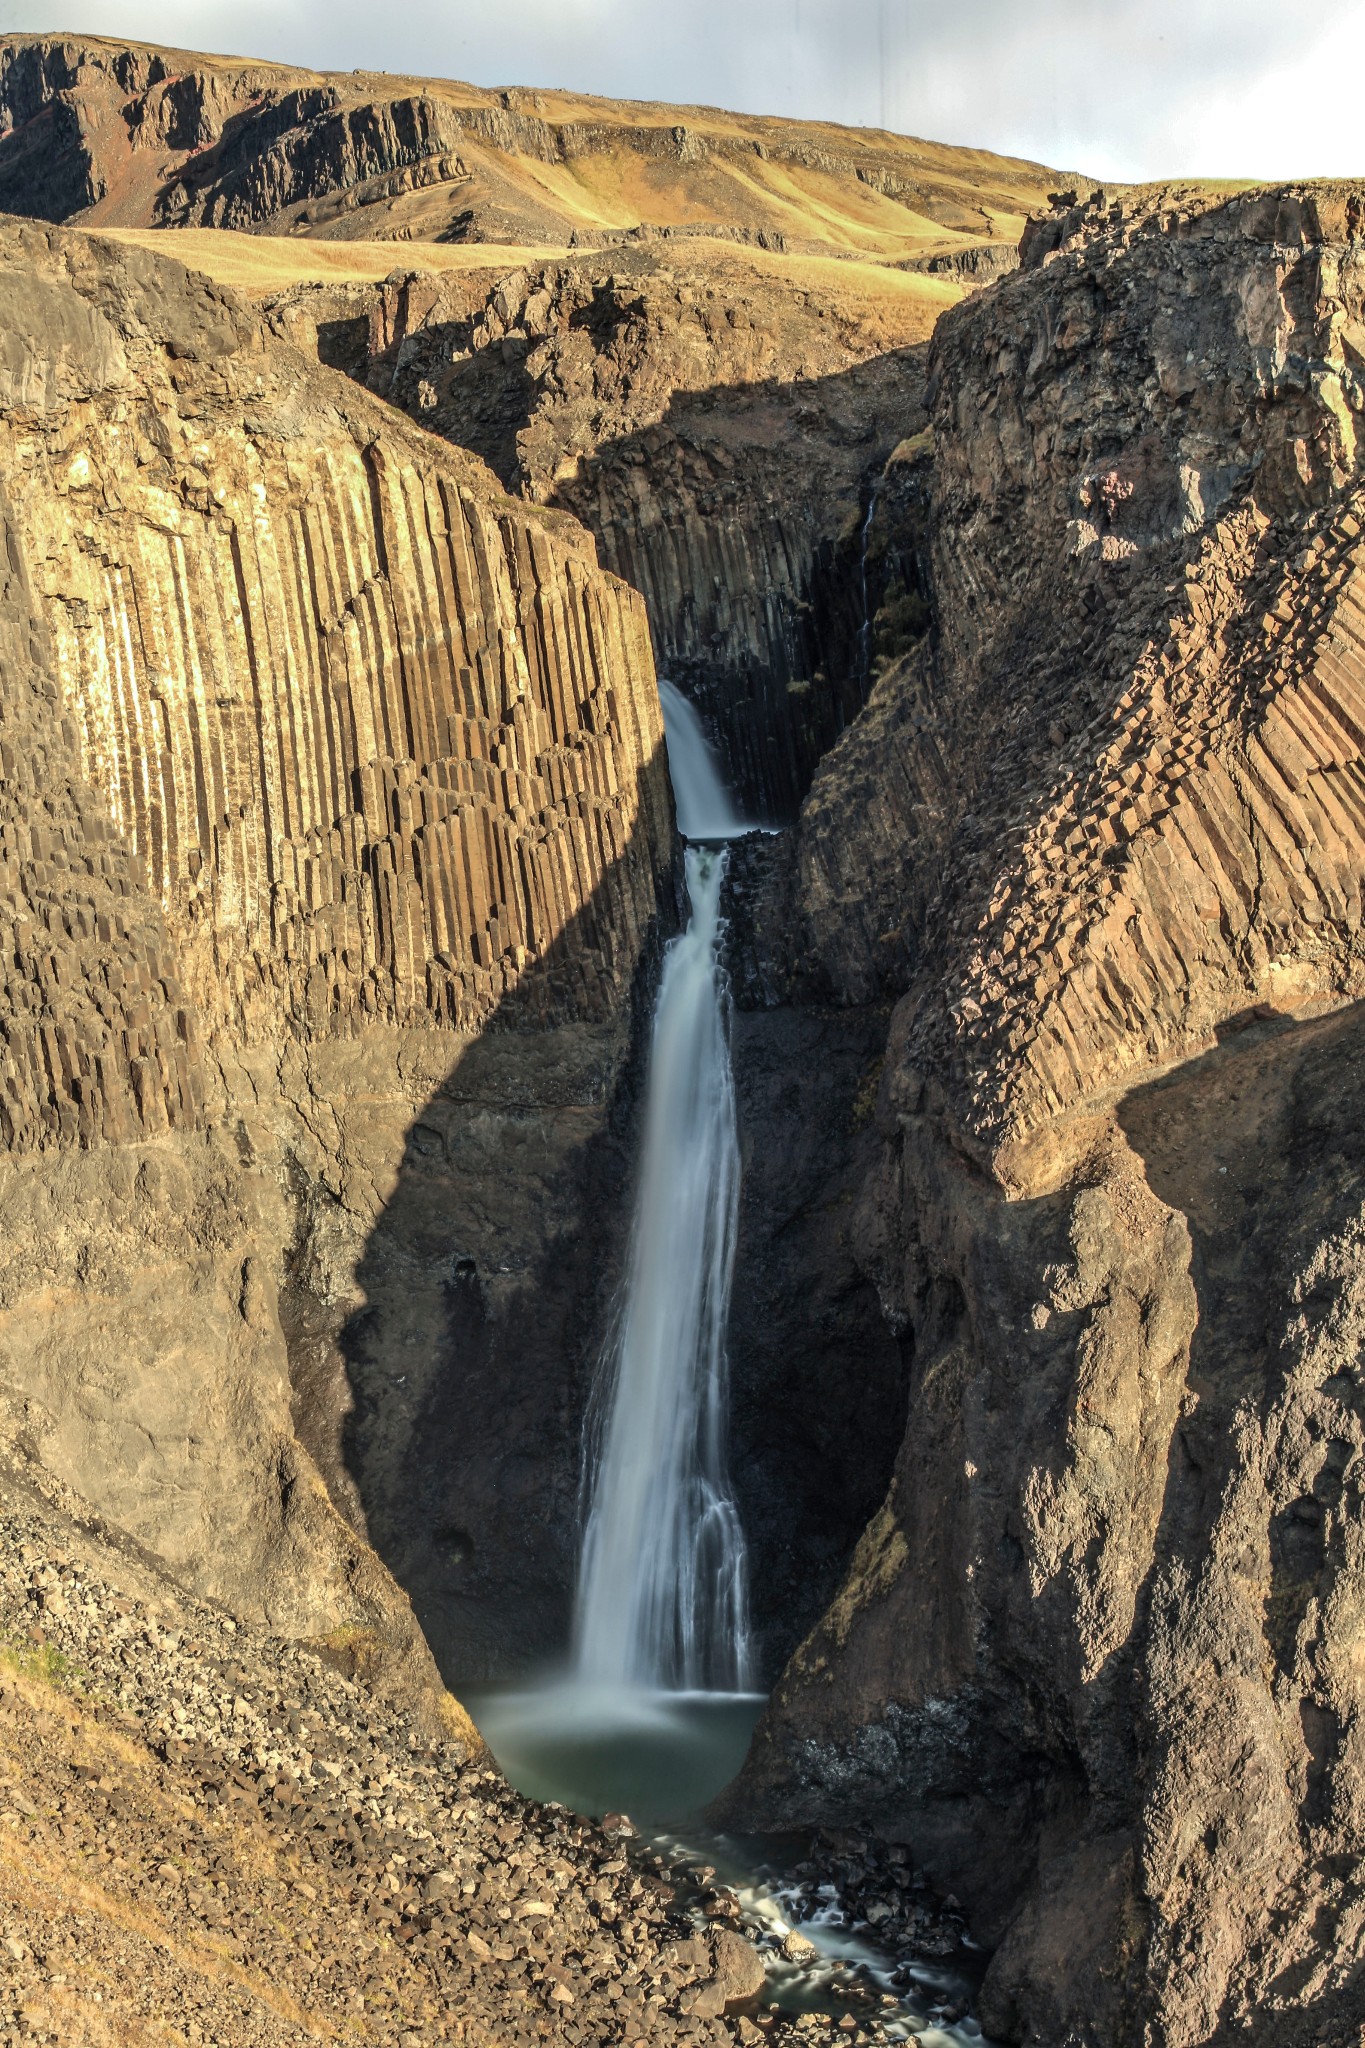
574,842,751,1694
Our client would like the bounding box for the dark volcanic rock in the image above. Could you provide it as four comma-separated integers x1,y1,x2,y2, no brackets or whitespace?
721,180,1365,2047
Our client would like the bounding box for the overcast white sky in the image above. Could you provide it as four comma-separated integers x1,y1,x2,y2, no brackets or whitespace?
13,0,1364,183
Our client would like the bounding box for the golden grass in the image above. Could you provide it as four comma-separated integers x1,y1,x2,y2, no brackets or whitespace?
81,225,582,289
22,31,1068,269
75,221,964,338
691,238,964,323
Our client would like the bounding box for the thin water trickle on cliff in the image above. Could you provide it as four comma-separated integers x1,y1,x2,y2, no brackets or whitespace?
856,476,883,681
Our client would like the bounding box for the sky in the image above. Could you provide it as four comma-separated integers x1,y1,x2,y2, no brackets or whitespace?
12,0,1364,184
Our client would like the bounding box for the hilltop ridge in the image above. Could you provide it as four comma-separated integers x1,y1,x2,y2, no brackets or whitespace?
0,32,1068,262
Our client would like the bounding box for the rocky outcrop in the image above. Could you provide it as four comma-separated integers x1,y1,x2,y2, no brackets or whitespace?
0,35,1060,255
0,33,1049,833
273,251,939,822
0,1447,860,2048
0,214,674,1703
8,235,670,1042
722,181,1365,2046
0,32,1059,837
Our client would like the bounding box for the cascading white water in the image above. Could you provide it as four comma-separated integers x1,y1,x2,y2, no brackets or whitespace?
571,683,753,1694
656,678,749,841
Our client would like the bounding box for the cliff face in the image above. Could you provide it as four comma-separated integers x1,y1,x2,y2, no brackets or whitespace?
0,33,1059,834
13,60,1365,2046
7,235,670,1041
272,250,943,822
723,182,1365,2046
0,202,913,1701
0,214,674,1701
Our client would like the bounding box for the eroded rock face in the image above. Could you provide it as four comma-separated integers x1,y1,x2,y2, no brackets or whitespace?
723,182,1365,2045
273,251,938,823
0,214,674,1699
0,203,916,1700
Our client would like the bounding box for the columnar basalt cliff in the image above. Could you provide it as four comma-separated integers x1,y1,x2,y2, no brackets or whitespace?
723,181,1365,2046
10,39,1365,2048
0,33,1060,821
0,198,920,1709
271,251,943,821
9,245,671,1040
0,213,676,1709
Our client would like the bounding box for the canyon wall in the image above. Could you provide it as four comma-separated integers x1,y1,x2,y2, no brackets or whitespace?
10,90,1365,2048
0,31,1036,825
0,206,905,1699
272,249,942,823
724,181,1365,2047
0,213,675,1700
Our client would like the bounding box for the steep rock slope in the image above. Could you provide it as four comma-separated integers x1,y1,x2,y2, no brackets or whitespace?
723,181,1365,2047
0,213,673,1698
0,1444,839,2048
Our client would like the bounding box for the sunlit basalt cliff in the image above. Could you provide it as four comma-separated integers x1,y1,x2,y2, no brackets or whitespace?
0,214,673,1712
265,250,944,824
0,32,1057,829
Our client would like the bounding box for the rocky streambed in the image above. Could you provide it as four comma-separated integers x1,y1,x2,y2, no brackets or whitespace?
466,1685,979,2043
0,1447,974,2048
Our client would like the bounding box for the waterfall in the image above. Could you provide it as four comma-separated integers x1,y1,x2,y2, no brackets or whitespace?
571,683,753,1695
656,678,749,842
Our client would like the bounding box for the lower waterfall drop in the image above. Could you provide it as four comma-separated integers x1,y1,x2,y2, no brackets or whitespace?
572,836,753,1693
464,682,979,2043
468,675,762,1818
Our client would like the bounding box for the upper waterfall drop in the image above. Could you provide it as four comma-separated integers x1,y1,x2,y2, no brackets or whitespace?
658,678,750,842
571,677,754,1695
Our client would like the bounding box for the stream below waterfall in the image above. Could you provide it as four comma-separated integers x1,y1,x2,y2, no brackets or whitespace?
466,679,985,2044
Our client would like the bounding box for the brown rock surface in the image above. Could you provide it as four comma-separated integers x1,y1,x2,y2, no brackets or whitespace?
284,246,941,822
8,40,1365,2048
0,210,672,1700
0,195,910,1699
0,32,1072,831
0,1445,871,2048
721,180,1365,2046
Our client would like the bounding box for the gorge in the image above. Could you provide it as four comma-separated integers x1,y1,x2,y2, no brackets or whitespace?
0,29,1362,2048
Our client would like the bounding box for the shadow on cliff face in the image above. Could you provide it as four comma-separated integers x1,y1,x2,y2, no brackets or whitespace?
539,350,926,829
282,814,910,1692
1117,998,1365,1632
281,837,671,1689
351,308,927,825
